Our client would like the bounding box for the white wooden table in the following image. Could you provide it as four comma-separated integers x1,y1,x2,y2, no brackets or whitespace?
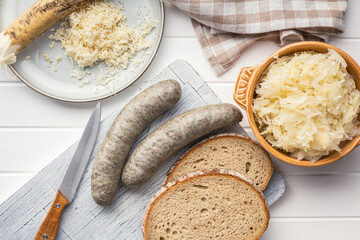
1,1,359,239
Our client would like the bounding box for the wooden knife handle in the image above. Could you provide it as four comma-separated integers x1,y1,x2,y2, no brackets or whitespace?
34,191,70,240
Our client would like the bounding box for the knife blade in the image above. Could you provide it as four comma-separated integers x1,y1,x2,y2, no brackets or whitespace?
34,102,101,240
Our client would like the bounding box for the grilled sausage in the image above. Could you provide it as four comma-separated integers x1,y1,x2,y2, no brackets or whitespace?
121,103,243,188
91,80,181,207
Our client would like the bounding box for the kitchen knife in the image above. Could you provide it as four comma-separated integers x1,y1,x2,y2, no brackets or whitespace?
34,102,101,240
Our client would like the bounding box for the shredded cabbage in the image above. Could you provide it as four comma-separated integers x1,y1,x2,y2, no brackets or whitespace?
252,49,360,162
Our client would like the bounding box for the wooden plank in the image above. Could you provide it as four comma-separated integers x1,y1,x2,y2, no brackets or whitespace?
1,125,359,193
0,39,278,84
0,174,54,239
0,173,71,239
0,80,242,128
269,174,360,217
0,174,34,204
3,38,360,128
2,174,359,238
1,173,359,219
163,1,194,38
208,83,250,127
0,67,180,127
329,0,360,39
152,39,280,83
273,148,360,174
2,38,360,86
264,218,360,240
0,129,82,172
3,37,360,90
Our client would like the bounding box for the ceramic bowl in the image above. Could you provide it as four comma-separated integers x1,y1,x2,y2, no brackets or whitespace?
233,41,360,167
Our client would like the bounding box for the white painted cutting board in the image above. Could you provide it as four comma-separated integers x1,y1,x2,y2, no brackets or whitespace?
0,60,285,239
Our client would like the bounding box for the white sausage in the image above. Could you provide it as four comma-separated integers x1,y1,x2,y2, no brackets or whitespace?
121,103,243,188
91,80,181,207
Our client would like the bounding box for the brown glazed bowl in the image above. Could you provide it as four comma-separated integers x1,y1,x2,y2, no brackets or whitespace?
233,41,360,167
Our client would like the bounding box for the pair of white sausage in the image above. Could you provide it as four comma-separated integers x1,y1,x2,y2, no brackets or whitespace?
91,80,243,207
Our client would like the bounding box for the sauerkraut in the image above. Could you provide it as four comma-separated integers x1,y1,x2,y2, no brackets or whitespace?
252,49,360,162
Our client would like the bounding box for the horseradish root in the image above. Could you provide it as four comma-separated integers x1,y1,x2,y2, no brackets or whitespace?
0,0,89,65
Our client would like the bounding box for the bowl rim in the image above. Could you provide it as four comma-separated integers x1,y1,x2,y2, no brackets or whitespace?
245,41,360,167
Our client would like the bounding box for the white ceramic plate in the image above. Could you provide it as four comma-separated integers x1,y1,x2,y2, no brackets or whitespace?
0,0,164,102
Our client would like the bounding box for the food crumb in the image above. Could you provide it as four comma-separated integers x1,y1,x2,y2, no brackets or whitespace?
35,50,39,64
71,69,86,80
49,41,55,49
96,74,115,87
79,78,91,87
51,55,63,73
25,56,31,61
55,55,63,62
136,5,141,15
43,50,53,63
133,54,144,67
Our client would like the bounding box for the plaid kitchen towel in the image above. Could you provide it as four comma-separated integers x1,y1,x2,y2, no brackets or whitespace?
168,0,348,75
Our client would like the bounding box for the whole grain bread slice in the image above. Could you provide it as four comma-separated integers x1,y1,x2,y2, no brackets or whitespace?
143,169,269,240
164,133,273,190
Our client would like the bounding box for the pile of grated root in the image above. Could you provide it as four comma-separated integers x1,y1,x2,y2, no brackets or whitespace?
49,0,154,70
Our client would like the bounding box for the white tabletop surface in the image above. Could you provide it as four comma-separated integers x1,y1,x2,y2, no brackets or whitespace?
1,1,360,239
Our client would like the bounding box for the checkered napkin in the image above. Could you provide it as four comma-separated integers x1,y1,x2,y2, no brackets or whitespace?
168,0,348,75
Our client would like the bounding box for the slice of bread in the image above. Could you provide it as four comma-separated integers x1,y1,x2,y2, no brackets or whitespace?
164,133,273,190
143,169,269,240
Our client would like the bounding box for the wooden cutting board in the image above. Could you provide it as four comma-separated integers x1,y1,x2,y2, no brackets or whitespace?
0,60,285,239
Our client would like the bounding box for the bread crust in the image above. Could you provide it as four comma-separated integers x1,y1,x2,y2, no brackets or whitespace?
164,133,274,190
143,169,270,240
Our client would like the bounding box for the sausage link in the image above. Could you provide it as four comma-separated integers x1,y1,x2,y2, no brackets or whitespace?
91,80,181,206
121,103,243,188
